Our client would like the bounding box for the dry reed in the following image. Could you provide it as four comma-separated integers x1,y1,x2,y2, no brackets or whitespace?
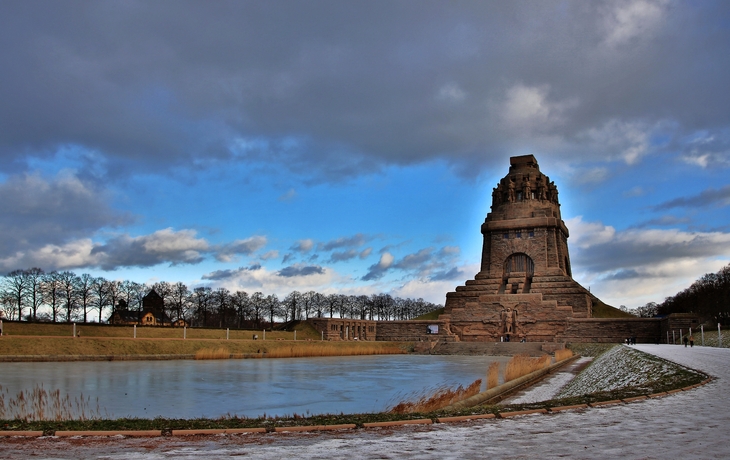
194,347,231,360
504,354,552,382
554,348,574,361
486,361,500,389
389,379,482,414
0,384,105,421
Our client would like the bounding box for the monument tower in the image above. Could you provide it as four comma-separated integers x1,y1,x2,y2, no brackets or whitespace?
441,155,594,342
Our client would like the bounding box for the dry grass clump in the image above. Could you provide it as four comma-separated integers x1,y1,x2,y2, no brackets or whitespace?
194,347,231,360
554,348,574,361
504,354,551,382
265,343,403,358
0,385,105,421
389,379,482,414
486,361,500,389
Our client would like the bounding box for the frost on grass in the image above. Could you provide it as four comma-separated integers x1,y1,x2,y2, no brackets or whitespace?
557,345,698,398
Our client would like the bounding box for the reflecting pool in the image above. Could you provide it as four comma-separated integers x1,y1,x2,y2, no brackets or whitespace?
2,355,510,418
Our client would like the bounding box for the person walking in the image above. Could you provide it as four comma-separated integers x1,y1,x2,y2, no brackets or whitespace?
689,335,694,347
683,336,689,347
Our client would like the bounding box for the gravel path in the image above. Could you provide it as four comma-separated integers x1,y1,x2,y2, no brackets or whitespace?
1,344,727,459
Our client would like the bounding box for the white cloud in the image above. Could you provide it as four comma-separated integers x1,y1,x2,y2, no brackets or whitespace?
567,216,730,307
202,264,344,297
580,119,652,164
436,82,466,103
500,84,577,134
565,216,617,249
378,252,394,269
291,239,314,253
601,0,669,48
260,250,279,260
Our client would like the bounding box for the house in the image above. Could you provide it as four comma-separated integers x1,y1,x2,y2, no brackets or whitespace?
109,289,174,326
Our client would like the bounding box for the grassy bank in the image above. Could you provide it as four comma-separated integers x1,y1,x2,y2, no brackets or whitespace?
0,336,408,358
0,321,320,341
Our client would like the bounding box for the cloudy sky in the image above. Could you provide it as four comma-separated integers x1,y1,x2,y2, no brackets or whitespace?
1,0,729,309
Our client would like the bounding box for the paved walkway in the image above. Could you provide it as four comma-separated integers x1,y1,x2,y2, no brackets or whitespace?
2,345,728,459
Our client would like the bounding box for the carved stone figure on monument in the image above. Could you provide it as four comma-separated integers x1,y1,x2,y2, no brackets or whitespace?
492,185,502,207
502,307,515,334
536,177,547,201
522,177,531,200
507,180,515,202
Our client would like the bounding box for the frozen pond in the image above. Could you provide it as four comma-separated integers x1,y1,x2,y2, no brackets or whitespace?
1,355,508,419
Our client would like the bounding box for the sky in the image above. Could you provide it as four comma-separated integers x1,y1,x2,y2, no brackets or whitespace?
1,0,729,309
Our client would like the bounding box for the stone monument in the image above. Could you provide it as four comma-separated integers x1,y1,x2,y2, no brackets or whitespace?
441,154,594,342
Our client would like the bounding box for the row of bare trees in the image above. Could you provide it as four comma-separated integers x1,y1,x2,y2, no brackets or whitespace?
0,268,441,328
658,264,730,324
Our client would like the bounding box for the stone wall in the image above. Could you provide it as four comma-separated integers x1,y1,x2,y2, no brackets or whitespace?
559,318,662,343
659,313,701,344
374,320,453,342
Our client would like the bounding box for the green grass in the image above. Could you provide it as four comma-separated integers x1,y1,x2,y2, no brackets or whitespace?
591,297,635,318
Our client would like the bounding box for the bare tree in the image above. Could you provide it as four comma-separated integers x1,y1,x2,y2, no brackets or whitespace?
169,282,190,323
212,287,232,327
0,290,18,320
302,291,317,320
250,292,265,327
231,290,250,327
42,271,63,322
312,292,325,318
2,270,27,320
191,287,211,326
90,277,110,323
120,280,145,311
57,271,80,322
24,268,45,321
76,273,94,323
266,293,280,326
106,280,123,316
283,291,302,321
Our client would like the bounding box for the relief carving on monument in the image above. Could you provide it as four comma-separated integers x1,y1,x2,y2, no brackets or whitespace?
521,177,531,201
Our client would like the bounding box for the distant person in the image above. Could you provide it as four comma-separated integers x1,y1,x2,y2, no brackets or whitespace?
689,335,694,347
683,336,689,347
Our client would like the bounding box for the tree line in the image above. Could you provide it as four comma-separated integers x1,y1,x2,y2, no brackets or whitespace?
0,268,442,328
656,263,730,324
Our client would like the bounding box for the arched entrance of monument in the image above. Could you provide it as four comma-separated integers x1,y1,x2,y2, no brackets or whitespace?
499,253,534,294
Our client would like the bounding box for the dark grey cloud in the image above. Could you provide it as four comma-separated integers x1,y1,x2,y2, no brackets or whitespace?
0,172,132,256
214,236,267,262
430,267,464,281
3,2,729,182
90,228,209,270
329,249,358,262
572,230,730,275
277,265,325,278
290,239,314,253
653,185,730,211
202,264,262,281
362,246,460,281
320,233,368,251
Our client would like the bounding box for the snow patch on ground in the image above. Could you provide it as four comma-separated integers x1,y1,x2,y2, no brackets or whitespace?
505,357,591,404
557,345,692,398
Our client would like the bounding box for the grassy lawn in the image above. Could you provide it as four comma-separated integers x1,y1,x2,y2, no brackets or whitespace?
1,321,320,340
